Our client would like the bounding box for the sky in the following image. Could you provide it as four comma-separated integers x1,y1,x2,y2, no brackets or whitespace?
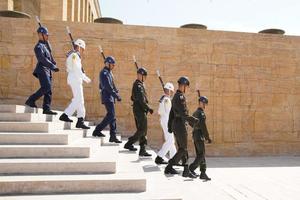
99,0,300,36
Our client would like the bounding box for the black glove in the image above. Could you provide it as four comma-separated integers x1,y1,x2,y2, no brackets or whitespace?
148,108,154,114
207,138,212,144
168,127,172,133
53,67,59,72
117,95,122,102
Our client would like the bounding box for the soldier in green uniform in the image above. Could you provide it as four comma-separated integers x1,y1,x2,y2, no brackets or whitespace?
189,96,212,180
124,67,154,157
165,76,198,178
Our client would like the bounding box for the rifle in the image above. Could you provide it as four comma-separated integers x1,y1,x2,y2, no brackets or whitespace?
66,26,85,73
35,16,54,60
66,26,75,50
99,45,106,60
156,70,165,91
98,45,118,91
132,55,139,70
196,83,201,97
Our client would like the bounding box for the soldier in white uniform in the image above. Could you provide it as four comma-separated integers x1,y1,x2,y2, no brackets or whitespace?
59,39,91,129
155,82,176,164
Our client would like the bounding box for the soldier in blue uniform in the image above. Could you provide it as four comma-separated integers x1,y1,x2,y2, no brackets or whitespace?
93,56,122,143
25,26,59,115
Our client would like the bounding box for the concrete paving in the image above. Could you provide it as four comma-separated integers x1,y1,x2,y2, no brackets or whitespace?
3,148,299,199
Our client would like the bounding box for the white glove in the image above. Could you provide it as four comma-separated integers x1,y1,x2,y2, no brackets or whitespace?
84,76,91,83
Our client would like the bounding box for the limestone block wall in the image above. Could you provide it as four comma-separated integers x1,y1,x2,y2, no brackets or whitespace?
1,17,300,156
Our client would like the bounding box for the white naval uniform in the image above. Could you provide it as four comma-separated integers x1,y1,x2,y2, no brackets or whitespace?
157,95,177,159
64,51,90,118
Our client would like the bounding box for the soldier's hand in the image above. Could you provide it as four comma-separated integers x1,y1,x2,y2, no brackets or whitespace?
85,77,91,83
53,68,59,72
207,138,212,144
149,108,154,114
168,127,172,133
117,95,122,102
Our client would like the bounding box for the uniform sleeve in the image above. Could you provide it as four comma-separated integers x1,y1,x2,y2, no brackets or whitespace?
194,111,210,140
199,114,210,140
101,70,119,99
70,53,89,81
175,96,198,126
136,84,151,111
35,45,56,70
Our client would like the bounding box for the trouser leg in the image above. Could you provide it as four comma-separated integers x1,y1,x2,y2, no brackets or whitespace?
94,102,115,133
157,119,177,158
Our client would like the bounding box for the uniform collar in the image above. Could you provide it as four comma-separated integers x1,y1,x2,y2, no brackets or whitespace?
198,107,204,111
66,49,80,58
176,89,183,94
136,79,143,84
38,40,47,44
104,66,111,71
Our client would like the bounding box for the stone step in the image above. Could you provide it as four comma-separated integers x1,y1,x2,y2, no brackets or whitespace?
0,145,90,158
0,194,182,200
0,159,115,175
0,105,93,125
0,122,69,133
0,144,118,175
0,174,146,195
0,113,46,122
0,133,68,145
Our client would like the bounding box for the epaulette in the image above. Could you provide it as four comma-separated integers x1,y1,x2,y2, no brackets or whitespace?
159,95,166,103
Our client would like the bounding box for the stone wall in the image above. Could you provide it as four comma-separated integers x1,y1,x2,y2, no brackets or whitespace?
1,17,300,156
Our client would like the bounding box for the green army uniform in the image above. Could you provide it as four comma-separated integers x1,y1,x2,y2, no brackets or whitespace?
127,79,150,146
124,69,153,156
189,107,210,174
166,90,198,171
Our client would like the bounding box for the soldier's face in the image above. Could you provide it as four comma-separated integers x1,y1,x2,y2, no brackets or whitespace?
38,33,48,41
199,102,206,110
109,63,115,70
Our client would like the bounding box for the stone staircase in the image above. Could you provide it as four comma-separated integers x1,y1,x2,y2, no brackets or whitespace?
0,105,146,196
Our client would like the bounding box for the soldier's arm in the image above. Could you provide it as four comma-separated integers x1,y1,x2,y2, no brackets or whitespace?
101,70,119,99
71,53,89,81
35,45,57,70
198,113,210,141
136,85,151,111
176,97,198,126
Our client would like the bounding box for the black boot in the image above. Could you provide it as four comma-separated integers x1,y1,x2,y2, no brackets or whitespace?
155,156,168,165
43,110,57,115
92,130,105,137
182,165,197,178
76,117,90,129
25,100,37,108
164,164,179,174
109,137,122,143
59,113,73,122
139,146,152,157
200,172,211,181
124,142,137,151
189,166,199,177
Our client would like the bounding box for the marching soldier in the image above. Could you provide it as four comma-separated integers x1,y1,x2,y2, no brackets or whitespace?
124,67,154,157
93,56,122,142
25,26,59,114
165,76,198,178
189,96,212,181
59,39,91,129
155,82,177,164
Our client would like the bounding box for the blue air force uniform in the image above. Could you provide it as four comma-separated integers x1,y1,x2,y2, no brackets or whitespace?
26,40,58,111
94,66,121,139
